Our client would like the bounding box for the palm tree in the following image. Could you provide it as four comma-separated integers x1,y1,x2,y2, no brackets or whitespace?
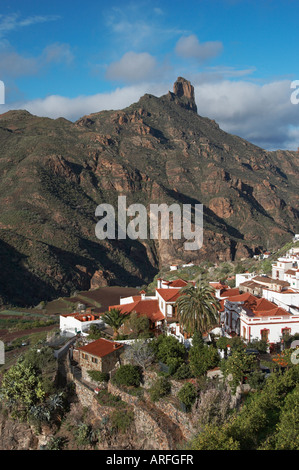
101,308,130,339
175,282,220,336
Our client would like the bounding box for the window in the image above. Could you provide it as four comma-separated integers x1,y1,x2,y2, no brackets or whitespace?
261,329,269,342
92,357,98,364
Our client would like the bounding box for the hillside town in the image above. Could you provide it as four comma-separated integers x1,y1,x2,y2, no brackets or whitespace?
60,243,299,351
1,235,299,451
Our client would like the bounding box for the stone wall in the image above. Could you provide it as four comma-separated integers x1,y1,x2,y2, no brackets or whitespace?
141,370,184,396
153,399,196,440
65,358,172,449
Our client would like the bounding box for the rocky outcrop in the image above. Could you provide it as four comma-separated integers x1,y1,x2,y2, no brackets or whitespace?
169,77,198,112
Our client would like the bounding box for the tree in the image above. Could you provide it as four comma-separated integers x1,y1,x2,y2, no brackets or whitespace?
149,377,171,402
175,282,220,336
187,424,240,450
189,344,220,377
124,339,155,371
113,365,141,387
1,361,46,415
101,308,130,339
126,312,151,339
87,324,102,340
151,335,186,365
177,383,197,411
221,349,258,393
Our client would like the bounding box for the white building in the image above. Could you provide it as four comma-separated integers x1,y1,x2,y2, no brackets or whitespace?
235,272,256,287
221,292,299,344
60,312,104,336
272,257,295,281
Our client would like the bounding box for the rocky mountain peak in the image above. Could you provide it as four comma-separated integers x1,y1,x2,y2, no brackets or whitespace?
170,77,197,113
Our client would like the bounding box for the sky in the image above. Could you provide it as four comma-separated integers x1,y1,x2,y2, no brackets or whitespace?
0,0,298,150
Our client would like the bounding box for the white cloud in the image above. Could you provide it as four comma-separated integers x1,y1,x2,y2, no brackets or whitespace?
0,42,74,79
106,51,161,82
194,79,299,150
0,13,60,38
1,78,298,151
175,35,223,62
0,82,169,121
42,43,74,65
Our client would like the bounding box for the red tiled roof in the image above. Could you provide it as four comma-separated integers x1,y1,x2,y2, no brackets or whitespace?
220,288,240,298
253,307,290,318
109,298,164,322
78,338,123,357
156,288,182,302
225,292,290,318
255,297,277,312
61,312,99,322
167,279,189,288
210,282,228,290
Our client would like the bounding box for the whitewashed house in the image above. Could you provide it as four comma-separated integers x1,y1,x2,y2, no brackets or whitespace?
221,292,299,344
60,312,104,336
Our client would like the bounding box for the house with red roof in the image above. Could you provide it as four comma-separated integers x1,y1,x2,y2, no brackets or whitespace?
75,338,124,379
221,292,299,344
108,278,197,344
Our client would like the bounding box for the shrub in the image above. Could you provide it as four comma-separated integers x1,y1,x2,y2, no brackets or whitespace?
247,338,268,353
149,377,171,402
177,383,197,411
173,363,193,380
96,390,123,407
75,423,95,447
189,345,220,377
87,370,109,383
151,335,186,364
110,409,134,433
87,325,102,340
166,356,184,375
113,365,141,388
46,436,65,450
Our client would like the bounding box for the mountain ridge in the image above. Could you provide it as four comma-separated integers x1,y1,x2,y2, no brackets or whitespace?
0,77,298,306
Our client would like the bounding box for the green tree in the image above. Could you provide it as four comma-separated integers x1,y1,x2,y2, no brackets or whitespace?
149,377,171,402
221,350,257,393
177,382,197,411
113,365,141,387
101,308,129,339
151,335,186,365
187,424,240,450
175,282,220,336
87,324,102,340
189,344,219,377
1,361,46,415
126,312,151,339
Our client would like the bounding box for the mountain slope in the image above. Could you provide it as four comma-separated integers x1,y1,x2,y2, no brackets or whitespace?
0,77,298,306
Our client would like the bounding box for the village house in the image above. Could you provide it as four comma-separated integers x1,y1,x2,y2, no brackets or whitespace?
109,278,197,344
73,338,124,380
60,311,104,336
221,292,299,345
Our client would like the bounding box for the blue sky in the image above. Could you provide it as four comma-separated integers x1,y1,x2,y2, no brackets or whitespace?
0,0,298,150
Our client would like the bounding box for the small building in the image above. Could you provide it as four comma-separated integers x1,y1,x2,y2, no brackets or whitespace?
60,312,104,336
76,338,124,377
170,264,178,271
221,292,299,344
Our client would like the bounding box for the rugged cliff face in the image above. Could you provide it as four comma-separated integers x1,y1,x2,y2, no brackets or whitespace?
0,77,298,306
